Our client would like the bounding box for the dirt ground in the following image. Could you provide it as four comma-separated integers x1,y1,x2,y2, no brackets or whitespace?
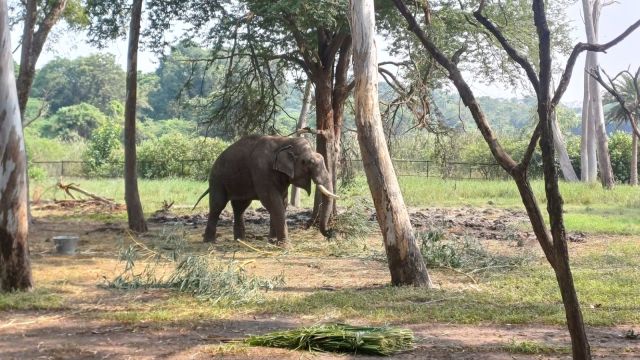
1,201,636,359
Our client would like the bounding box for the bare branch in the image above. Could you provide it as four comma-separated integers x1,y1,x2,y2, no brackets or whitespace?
553,18,640,106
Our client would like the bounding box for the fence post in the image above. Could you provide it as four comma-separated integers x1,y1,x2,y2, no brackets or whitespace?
469,165,472,179
426,161,429,178
181,160,185,177
61,161,65,177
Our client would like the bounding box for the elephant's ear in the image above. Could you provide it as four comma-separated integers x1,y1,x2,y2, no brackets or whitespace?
273,146,295,179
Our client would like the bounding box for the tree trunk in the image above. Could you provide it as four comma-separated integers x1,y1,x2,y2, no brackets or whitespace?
552,110,579,181
290,80,312,207
349,0,432,287
583,0,614,188
17,0,68,122
0,0,33,291
311,71,337,224
631,132,638,185
124,0,147,233
581,66,597,182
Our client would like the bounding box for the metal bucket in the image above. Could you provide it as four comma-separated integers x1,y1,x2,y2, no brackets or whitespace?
53,236,79,255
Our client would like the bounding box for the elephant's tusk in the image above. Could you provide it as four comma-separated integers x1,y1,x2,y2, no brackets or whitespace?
317,184,339,199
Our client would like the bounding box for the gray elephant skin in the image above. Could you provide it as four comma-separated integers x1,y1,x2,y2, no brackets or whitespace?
193,135,338,245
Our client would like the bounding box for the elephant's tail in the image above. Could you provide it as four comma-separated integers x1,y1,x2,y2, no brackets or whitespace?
192,188,210,211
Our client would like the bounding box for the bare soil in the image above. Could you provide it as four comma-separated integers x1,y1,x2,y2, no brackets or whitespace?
0,203,634,359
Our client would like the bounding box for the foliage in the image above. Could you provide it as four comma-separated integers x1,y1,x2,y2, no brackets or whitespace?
137,133,228,179
565,132,638,184
105,227,284,304
331,199,375,241
138,118,198,140
418,229,532,271
82,119,123,177
244,323,414,356
608,131,637,184
31,54,126,113
603,69,640,124
147,40,224,120
40,103,107,140
24,127,86,162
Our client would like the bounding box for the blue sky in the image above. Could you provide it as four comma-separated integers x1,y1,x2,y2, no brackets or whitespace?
16,0,640,105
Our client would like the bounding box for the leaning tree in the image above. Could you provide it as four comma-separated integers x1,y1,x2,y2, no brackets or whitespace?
392,0,640,358
349,0,431,287
0,0,33,291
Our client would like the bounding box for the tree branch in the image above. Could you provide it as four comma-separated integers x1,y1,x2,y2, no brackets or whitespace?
588,67,640,138
473,6,540,93
552,18,640,106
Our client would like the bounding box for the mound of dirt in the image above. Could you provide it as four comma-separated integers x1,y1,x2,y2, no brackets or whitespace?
149,206,586,243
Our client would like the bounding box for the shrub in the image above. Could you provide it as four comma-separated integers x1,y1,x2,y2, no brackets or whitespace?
137,134,228,179
609,131,637,184
82,120,123,177
41,103,107,141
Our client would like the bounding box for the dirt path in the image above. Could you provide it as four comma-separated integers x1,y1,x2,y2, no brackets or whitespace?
1,310,637,359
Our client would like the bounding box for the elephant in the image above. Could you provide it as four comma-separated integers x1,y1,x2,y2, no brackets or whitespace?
192,135,338,245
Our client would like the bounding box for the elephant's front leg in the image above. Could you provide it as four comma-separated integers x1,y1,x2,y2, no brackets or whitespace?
269,194,288,239
263,193,288,245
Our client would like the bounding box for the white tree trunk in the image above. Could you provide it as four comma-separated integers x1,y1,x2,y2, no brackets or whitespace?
580,64,597,182
552,111,579,181
349,0,431,287
0,0,33,291
290,80,312,207
583,0,615,188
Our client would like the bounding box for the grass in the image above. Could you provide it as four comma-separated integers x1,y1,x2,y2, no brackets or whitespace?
0,288,65,311
244,324,415,355
502,339,570,355
14,175,638,347
71,236,639,328
32,175,640,234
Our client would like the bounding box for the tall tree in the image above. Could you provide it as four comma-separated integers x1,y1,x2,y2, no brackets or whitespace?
581,0,615,188
31,54,126,114
123,0,147,232
350,0,431,286
0,0,33,291
290,80,313,207
392,0,640,357
14,0,87,122
590,67,640,185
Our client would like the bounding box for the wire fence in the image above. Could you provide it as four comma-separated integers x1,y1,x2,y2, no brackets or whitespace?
32,158,509,181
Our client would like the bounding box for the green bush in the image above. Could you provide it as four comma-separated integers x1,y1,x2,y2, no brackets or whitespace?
137,133,228,179
41,103,107,141
609,131,637,184
82,120,123,177
28,166,47,181
566,132,638,184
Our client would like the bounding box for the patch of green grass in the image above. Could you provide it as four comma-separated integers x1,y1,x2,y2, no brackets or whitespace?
0,288,65,311
502,339,570,355
563,206,640,235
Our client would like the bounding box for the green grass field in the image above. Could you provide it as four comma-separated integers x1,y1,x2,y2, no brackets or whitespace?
32,175,640,234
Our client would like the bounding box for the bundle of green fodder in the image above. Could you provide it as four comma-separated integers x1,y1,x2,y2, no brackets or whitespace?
245,323,414,356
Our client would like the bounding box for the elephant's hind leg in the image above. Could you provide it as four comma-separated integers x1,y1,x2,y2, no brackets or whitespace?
231,199,251,240
203,191,228,243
